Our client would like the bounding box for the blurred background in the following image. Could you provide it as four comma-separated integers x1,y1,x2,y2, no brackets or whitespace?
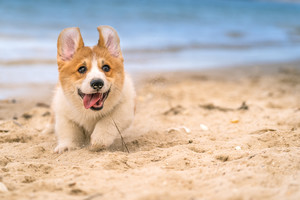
1,0,300,99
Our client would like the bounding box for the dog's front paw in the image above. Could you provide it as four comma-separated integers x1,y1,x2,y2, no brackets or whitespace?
54,143,78,153
89,134,115,152
89,142,106,152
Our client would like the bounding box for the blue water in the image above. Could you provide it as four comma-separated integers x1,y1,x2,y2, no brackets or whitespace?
1,0,300,96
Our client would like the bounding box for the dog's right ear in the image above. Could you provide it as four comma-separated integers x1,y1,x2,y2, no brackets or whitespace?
57,27,84,62
97,26,122,59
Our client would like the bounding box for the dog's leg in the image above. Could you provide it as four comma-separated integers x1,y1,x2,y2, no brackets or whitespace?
42,113,55,134
89,117,118,151
89,100,135,152
54,116,85,153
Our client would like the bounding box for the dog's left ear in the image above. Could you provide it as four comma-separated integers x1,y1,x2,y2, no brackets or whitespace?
97,26,122,59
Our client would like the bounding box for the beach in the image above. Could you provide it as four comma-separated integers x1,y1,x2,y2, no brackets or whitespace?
0,61,299,200
1,0,300,199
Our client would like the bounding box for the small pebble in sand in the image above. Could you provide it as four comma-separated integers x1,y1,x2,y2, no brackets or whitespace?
200,124,209,131
231,119,239,123
182,126,191,133
0,182,8,192
235,146,241,150
167,126,191,134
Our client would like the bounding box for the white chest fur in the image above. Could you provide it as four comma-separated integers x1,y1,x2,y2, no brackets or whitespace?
52,73,135,152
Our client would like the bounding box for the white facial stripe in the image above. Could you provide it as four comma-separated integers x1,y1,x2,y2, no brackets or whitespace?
87,57,105,80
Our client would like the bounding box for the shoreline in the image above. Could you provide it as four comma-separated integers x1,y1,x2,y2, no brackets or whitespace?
1,59,300,120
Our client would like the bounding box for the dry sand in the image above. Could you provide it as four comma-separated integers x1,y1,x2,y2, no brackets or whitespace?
0,62,300,200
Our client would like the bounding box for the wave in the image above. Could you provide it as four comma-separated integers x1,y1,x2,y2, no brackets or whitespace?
124,41,295,54
0,40,298,67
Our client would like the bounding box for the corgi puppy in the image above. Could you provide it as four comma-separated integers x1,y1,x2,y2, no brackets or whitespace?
49,26,135,153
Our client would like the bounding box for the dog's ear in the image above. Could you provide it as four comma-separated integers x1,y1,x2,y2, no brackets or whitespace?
57,27,84,62
97,26,122,59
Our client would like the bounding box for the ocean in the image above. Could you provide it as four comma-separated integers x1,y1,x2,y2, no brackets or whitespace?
0,0,300,97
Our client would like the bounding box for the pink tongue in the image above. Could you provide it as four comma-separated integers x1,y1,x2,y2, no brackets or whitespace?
83,93,101,109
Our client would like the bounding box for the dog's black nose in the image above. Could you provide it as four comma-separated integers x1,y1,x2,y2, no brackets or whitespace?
90,79,104,90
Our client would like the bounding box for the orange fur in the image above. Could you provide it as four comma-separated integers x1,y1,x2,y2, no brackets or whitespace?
58,41,124,97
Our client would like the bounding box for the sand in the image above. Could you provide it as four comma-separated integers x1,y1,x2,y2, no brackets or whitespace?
0,62,300,200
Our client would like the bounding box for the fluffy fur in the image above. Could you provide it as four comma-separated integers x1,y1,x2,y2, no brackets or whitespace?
45,26,135,153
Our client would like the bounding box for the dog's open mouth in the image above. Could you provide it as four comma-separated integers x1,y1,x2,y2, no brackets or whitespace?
78,89,110,111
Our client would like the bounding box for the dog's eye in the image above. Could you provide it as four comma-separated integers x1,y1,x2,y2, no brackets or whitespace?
78,66,87,74
102,65,110,72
